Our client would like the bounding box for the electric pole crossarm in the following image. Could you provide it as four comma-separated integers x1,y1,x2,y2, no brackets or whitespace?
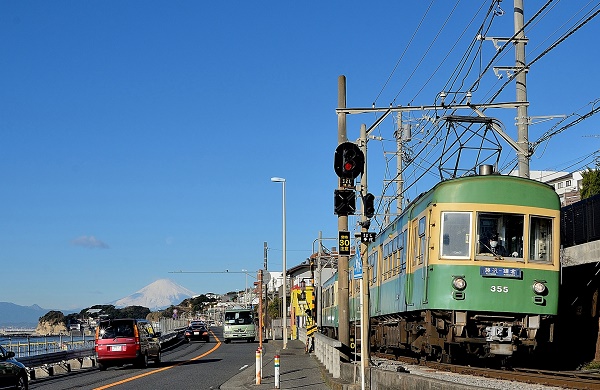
336,101,525,115
472,108,527,155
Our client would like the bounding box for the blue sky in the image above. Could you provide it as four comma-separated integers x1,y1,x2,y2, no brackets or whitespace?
1,1,599,310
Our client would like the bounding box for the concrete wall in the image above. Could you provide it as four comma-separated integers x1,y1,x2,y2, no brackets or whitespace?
563,241,600,267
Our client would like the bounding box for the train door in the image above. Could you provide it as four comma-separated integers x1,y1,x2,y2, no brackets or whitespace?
421,211,431,304
369,246,381,314
405,217,419,307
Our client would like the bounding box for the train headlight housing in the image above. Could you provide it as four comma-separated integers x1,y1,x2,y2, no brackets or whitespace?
452,276,467,291
532,281,547,295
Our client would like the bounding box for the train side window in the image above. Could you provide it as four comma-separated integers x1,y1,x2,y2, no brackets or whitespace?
529,216,553,263
369,250,378,286
440,211,471,259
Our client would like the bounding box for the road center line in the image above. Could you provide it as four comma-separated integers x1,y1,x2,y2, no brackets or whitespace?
93,331,222,389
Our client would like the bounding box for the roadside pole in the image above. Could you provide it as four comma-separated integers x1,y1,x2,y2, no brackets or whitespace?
359,123,369,390
337,75,350,359
258,270,263,351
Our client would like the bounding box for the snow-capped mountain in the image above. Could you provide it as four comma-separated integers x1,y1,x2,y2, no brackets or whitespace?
112,279,197,310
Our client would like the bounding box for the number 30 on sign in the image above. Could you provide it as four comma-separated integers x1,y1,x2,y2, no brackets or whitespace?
338,231,351,256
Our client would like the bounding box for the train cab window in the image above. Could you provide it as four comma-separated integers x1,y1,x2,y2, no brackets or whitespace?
529,216,553,263
477,212,524,260
440,212,471,259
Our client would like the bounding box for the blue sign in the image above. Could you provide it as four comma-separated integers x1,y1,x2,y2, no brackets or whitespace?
480,266,522,279
353,253,363,279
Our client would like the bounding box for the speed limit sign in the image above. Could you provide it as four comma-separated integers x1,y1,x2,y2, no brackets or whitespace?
338,231,350,255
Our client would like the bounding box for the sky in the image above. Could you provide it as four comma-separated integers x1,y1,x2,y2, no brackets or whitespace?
1,1,599,310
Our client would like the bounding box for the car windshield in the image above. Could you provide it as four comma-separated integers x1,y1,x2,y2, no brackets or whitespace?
224,311,253,325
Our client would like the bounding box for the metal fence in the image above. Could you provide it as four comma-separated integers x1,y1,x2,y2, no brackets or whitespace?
1,317,189,359
1,336,95,358
561,193,600,248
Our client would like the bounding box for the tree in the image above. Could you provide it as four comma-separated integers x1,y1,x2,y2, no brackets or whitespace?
39,310,65,325
119,305,151,319
581,168,600,199
267,297,281,319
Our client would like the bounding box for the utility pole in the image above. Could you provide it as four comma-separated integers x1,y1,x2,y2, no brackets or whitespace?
258,269,263,350
358,124,369,388
514,0,530,178
396,113,405,214
337,75,350,360
264,241,269,341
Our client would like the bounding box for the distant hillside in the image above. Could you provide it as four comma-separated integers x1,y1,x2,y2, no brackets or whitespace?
111,279,197,310
0,302,49,327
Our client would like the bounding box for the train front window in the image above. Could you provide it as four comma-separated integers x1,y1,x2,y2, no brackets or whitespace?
529,216,553,263
477,212,524,260
441,212,471,259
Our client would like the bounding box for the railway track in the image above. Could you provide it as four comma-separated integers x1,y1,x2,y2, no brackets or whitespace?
373,353,600,390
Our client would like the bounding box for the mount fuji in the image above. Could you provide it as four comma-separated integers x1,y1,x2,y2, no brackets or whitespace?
112,279,197,310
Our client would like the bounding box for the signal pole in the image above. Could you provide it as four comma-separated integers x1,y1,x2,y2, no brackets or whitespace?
337,75,350,360
359,123,369,388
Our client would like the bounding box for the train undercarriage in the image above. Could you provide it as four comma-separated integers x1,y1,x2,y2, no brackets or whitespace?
365,310,555,364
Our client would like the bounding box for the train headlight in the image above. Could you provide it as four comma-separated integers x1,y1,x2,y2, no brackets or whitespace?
452,276,467,291
532,281,547,295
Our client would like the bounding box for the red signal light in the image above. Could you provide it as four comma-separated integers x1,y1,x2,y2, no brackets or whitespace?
334,142,364,179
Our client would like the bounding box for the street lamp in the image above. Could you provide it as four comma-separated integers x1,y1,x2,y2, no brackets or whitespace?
271,176,287,349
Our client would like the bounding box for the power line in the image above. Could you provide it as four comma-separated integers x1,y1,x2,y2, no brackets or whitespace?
372,0,435,107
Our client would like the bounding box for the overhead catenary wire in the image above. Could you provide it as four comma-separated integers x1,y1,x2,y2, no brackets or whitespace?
372,0,435,108
366,1,599,229
486,5,600,104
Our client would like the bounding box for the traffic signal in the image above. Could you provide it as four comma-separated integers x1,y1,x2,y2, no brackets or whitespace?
334,189,356,215
363,193,375,218
334,142,364,179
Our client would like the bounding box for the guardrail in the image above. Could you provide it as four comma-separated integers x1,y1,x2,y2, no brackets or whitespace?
19,348,96,379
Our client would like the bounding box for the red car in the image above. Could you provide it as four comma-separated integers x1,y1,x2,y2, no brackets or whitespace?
95,319,161,370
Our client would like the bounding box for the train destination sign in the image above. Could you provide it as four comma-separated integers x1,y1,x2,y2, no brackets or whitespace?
480,266,522,279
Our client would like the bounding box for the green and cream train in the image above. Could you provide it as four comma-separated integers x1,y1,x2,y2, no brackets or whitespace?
322,169,560,362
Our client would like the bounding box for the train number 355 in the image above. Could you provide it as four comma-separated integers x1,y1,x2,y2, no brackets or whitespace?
490,285,509,293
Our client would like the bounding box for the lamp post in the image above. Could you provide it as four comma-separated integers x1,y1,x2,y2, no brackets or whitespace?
271,177,287,349
242,269,248,306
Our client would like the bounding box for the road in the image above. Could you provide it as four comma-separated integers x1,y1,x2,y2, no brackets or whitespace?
29,327,259,390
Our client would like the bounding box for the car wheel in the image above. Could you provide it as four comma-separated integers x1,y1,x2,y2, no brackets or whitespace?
224,339,230,344
98,362,107,371
16,374,28,390
154,350,161,364
136,353,148,368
